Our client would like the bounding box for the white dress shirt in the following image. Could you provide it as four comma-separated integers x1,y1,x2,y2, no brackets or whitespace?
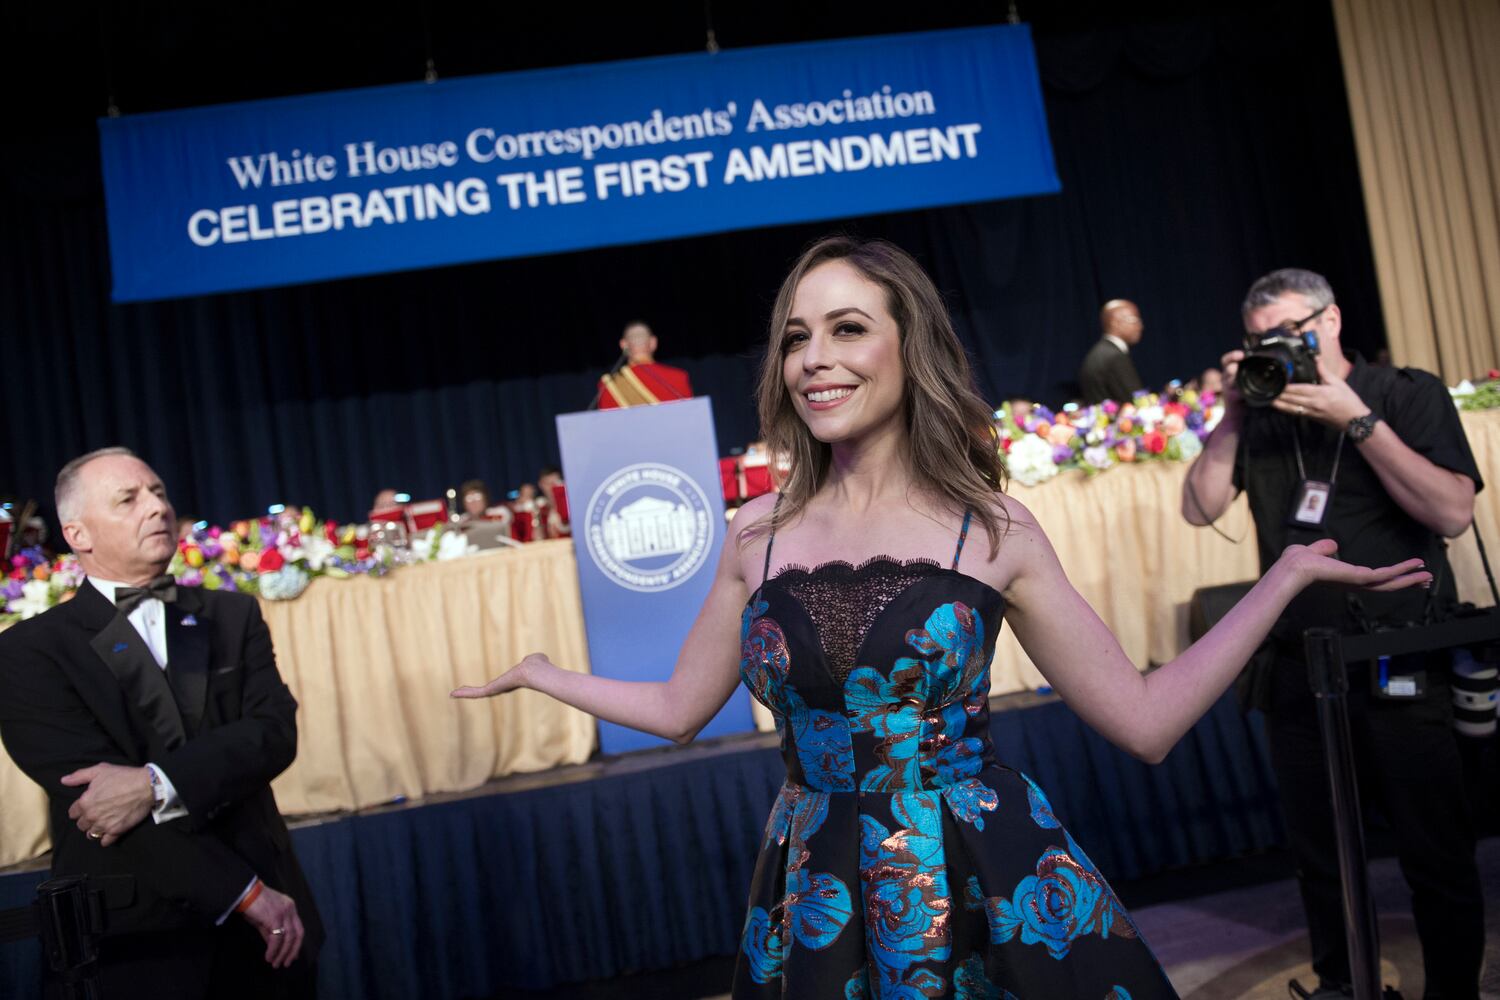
1104,333,1131,353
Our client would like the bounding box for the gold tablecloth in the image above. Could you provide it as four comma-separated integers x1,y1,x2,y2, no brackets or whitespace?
0,540,595,868
6,412,1498,866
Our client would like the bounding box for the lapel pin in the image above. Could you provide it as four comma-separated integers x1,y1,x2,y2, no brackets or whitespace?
182,615,198,627
112,642,129,653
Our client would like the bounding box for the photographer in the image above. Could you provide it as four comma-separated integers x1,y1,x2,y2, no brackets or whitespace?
1181,268,1485,999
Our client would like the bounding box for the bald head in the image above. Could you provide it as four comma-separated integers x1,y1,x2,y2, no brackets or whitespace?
1100,300,1143,346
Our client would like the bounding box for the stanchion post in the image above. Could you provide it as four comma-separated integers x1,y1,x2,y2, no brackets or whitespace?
1303,627,1383,1000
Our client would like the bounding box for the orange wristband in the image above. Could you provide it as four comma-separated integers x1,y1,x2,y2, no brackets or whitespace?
235,879,263,914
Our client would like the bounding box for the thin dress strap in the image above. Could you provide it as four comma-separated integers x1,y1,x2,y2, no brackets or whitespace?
952,508,973,571
761,495,784,587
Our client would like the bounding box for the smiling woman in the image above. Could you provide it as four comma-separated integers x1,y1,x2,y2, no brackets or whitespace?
452,236,1431,999
751,236,1010,557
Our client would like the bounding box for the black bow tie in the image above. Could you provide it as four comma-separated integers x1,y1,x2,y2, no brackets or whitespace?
114,575,178,616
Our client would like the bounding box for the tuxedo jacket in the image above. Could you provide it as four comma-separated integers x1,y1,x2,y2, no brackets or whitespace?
0,583,322,952
1078,338,1145,405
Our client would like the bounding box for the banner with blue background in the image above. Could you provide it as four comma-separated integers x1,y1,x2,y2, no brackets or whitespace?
98,25,1057,302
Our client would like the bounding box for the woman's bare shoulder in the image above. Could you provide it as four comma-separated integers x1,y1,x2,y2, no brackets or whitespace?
963,493,1051,591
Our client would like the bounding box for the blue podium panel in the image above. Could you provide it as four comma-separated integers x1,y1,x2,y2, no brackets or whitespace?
557,397,752,753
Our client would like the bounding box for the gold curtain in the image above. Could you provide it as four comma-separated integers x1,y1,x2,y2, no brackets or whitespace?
1333,0,1500,381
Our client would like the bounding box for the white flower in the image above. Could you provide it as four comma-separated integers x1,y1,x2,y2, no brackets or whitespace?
1450,380,1475,397
1174,431,1203,461
297,534,336,572
1204,404,1225,433
436,530,474,561
1083,444,1114,470
410,530,437,562
1007,435,1059,487
14,579,53,619
1135,405,1164,428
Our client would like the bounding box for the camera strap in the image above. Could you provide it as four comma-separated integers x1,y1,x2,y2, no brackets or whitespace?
1288,421,1345,529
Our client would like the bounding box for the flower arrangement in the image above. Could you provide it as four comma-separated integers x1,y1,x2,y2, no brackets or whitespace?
2,509,416,626
996,389,1223,487
1450,371,1500,412
168,509,395,603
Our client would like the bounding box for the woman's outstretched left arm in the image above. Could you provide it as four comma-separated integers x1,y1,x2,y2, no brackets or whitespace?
999,499,1429,763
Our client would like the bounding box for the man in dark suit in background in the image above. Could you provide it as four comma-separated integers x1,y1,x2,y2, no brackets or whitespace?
0,447,321,999
1078,298,1147,404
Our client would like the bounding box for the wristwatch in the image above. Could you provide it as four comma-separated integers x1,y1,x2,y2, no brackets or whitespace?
1346,412,1380,443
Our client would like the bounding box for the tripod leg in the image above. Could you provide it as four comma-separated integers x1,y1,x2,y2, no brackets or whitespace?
1303,628,1384,1000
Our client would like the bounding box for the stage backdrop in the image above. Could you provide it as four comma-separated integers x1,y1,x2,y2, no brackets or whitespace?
98,25,1058,301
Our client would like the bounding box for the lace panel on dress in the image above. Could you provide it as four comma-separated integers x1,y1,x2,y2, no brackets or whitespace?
772,557,943,684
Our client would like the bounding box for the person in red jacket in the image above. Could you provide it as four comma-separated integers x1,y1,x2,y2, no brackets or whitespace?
597,321,692,408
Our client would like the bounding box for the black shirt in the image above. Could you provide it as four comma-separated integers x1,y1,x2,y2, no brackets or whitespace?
1232,352,1483,640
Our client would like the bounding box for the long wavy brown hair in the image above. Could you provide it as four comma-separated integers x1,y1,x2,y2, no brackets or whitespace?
744,235,1009,557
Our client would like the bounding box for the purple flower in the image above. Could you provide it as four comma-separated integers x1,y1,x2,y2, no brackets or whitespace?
1034,405,1056,424
1186,410,1205,431
2,579,25,600
201,540,223,560
1052,444,1075,466
177,568,204,588
1102,400,1120,416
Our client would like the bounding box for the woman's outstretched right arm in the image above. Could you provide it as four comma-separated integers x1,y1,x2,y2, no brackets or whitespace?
450,495,773,744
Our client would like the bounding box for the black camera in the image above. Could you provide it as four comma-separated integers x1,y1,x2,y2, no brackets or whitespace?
1238,330,1321,406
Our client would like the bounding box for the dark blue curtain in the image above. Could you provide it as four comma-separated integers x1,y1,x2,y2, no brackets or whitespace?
0,690,1282,998
2,2,1382,528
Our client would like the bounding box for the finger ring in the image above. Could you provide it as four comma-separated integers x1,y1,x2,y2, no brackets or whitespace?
87,830,103,840
271,927,285,936
1296,405,1305,416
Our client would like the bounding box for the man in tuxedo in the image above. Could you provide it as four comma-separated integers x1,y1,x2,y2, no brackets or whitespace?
0,447,321,999
597,320,693,408
1078,299,1146,404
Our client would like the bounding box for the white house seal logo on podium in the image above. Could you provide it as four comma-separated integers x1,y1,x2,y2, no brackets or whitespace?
584,462,714,592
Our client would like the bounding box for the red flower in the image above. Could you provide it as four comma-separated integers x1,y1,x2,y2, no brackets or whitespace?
1142,430,1167,454
257,548,285,573
324,521,339,543
1163,402,1189,418
1489,369,1500,381
8,568,25,581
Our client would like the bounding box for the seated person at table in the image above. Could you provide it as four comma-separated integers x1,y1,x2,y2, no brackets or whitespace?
368,488,401,520
0,447,322,999
597,321,693,408
1079,299,1146,404
459,479,491,521
537,467,569,538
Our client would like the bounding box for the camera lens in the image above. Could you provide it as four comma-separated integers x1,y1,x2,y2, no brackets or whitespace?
1239,353,1288,407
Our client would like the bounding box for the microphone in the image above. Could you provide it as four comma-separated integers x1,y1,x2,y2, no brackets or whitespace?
587,350,631,410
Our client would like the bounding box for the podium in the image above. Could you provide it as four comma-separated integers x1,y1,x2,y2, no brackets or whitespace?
556,396,753,753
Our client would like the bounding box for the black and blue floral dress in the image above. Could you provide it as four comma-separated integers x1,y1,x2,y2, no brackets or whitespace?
733,511,1177,998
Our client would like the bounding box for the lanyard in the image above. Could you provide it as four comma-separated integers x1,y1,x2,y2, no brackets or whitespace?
1293,419,1346,486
